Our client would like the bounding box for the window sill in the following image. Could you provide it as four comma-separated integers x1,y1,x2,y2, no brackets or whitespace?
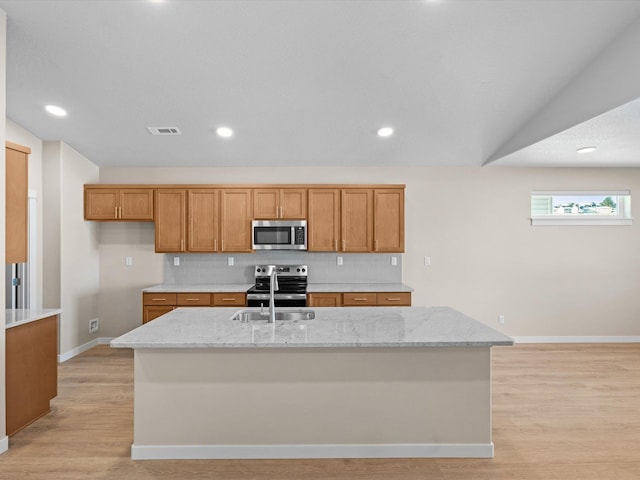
530,217,633,226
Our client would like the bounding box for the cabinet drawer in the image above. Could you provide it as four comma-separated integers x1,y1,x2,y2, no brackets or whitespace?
143,306,175,323
177,293,211,306
143,293,177,306
307,293,343,307
376,292,412,306
212,293,246,306
343,293,377,306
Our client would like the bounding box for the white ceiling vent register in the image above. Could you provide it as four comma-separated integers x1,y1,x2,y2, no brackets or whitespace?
147,127,182,135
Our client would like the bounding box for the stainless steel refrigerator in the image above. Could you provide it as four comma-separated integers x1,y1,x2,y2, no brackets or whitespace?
6,262,29,309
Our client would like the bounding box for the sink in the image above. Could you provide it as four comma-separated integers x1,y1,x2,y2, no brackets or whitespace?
231,309,315,322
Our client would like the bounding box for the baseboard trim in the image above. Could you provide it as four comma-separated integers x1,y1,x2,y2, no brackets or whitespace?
513,336,640,344
0,435,8,455
131,442,494,460
58,337,117,362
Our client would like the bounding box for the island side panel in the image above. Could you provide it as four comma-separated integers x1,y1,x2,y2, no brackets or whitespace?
132,347,492,459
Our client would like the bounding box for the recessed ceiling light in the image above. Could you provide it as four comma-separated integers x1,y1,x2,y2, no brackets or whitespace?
377,127,394,138
216,126,234,138
45,104,67,117
576,146,597,154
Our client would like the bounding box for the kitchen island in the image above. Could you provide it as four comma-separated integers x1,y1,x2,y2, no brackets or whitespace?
111,306,512,460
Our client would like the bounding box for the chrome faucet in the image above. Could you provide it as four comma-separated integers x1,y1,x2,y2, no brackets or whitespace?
269,270,279,323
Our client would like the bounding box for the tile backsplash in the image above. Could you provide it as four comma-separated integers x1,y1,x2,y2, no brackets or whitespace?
163,252,402,284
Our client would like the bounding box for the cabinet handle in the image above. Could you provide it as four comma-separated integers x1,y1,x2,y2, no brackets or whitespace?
221,240,224,251
386,297,401,301
353,297,368,301
214,239,218,251
181,239,184,251
119,206,123,218
152,298,167,301
185,298,200,302
221,298,236,301
342,240,346,251
115,206,118,219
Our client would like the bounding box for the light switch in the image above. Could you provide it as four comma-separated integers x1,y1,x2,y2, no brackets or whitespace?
228,257,234,266
337,256,343,266
125,256,133,266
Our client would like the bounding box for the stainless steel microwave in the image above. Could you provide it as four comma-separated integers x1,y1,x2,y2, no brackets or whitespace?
252,220,307,250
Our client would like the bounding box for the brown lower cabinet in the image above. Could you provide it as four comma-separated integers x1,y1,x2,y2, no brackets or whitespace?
6,315,58,436
142,292,247,323
308,292,411,307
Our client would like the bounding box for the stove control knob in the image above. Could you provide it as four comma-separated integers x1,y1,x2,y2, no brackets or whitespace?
301,268,306,273
297,268,301,272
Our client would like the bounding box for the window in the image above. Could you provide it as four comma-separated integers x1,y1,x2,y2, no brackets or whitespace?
530,191,632,226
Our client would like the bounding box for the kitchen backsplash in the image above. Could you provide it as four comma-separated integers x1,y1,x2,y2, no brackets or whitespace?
163,252,402,284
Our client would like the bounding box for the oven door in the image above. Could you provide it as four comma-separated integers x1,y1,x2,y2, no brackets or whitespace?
247,293,307,308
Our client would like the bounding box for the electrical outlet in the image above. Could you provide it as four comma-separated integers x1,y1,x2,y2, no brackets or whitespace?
173,257,180,266
499,315,505,325
391,256,398,266
89,318,99,334
424,256,431,266
228,257,234,266
337,256,343,266
125,256,133,266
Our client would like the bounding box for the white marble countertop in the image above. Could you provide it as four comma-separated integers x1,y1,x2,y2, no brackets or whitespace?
307,283,413,293
143,283,412,293
111,306,513,349
5,308,62,329
143,284,253,293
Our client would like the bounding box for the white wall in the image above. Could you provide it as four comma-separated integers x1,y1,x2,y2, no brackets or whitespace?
0,8,7,450
98,166,640,339
43,141,100,356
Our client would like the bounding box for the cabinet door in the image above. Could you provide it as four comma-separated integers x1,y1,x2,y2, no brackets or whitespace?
280,188,307,219
143,306,174,324
177,293,212,306
343,292,377,306
377,292,411,306
85,188,119,220
341,189,373,252
308,189,340,251
155,189,186,252
6,145,29,263
188,189,219,252
212,293,246,306
119,188,154,221
374,189,404,252
220,189,253,252
308,293,342,307
253,189,280,219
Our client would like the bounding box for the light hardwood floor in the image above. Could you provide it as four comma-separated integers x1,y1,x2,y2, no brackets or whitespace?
1,344,639,479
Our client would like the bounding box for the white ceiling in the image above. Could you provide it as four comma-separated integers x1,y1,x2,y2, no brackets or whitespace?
1,0,640,168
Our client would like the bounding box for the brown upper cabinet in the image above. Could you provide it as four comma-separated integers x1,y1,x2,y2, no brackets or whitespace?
155,188,252,253
308,189,341,251
308,187,404,253
253,188,307,219
84,184,403,253
6,142,30,264
84,187,154,221
154,189,187,252
373,188,405,252
220,189,253,252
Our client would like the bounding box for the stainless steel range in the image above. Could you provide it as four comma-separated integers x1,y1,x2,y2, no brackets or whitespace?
246,264,308,308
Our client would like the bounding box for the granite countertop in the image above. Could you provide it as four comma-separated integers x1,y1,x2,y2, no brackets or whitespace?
111,306,513,349
143,283,412,293
143,284,254,293
5,309,62,329
307,283,413,293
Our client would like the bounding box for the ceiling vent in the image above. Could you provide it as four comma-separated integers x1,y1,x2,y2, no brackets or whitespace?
147,127,182,136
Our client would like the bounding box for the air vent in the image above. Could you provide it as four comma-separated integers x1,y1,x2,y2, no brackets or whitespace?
147,127,182,135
